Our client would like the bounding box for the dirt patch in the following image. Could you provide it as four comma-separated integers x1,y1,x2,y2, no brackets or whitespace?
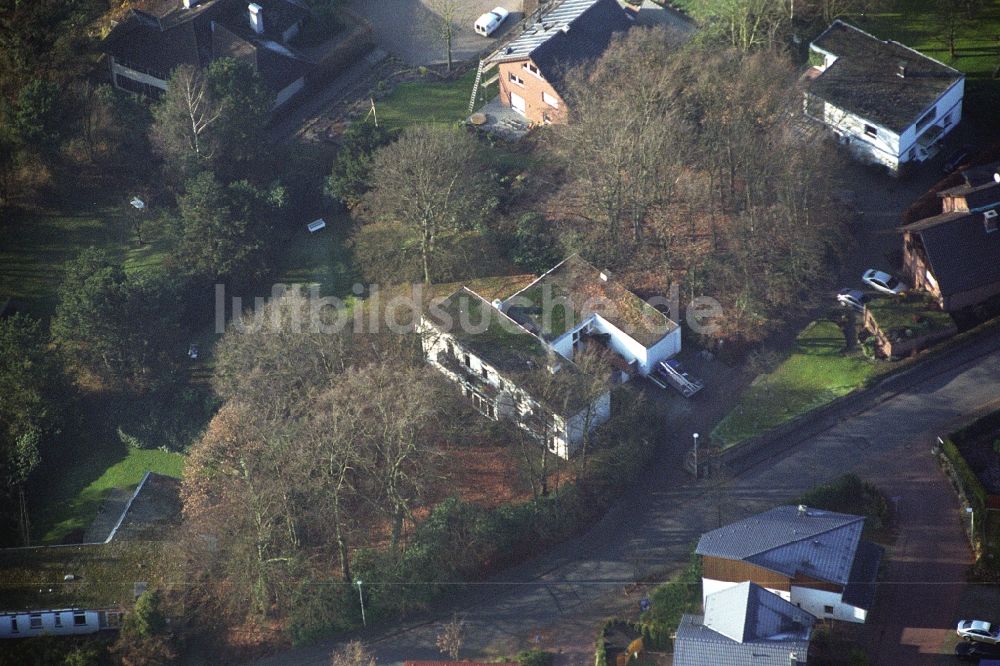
441,446,533,508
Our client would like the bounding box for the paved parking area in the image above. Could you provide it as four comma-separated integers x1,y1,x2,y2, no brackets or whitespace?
347,0,525,66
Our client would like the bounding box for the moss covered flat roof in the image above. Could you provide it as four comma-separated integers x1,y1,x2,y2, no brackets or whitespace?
500,255,677,346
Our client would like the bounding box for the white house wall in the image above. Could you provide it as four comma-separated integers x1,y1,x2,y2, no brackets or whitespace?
419,318,608,459
790,585,867,623
644,328,682,373
111,60,168,91
897,78,965,157
811,98,901,170
701,577,866,624
0,610,101,638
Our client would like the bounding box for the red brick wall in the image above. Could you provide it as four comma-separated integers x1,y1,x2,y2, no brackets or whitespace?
497,59,567,125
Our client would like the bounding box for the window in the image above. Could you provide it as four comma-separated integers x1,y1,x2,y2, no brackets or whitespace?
508,72,524,86
864,124,878,138
480,366,489,380
446,341,453,357
10,617,18,633
74,612,87,627
915,106,936,131
542,91,560,109
54,613,62,628
522,62,540,77
464,353,471,368
29,614,42,629
942,112,952,127
823,605,834,614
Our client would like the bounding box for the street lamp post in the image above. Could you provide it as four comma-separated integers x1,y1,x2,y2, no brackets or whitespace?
967,507,975,540
693,433,700,479
355,579,366,627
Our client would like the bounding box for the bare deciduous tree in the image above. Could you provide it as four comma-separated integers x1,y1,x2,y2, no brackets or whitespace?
436,614,464,659
366,125,498,284
151,64,221,167
330,641,377,666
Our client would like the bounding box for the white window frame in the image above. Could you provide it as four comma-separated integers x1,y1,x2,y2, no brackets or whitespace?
863,124,878,138
508,71,524,87
522,62,542,78
542,91,560,109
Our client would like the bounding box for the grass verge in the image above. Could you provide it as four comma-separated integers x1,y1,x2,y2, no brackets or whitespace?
375,69,483,132
0,186,171,317
712,319,876,448
33,446,184,546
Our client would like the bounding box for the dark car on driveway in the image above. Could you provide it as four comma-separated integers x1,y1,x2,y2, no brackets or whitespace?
955,640,1000,661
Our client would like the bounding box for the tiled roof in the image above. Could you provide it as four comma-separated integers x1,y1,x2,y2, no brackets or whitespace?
696,505,864,585
841,540,883,611
487,0,632,92
808,20,962,134
902,211,1000,296
212,23,311,92
674,584,812,666
500,255,677,347
102,0,311,90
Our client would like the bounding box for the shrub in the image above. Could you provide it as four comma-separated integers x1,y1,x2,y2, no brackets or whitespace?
516,649,555,666
793,474,890,533
287,579,358,646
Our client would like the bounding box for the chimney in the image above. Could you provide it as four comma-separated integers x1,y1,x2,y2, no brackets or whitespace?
248,3,264,34
896,61,907,78
797,504,808,517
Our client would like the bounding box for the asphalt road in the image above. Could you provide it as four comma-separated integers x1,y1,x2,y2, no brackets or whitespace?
260,329,1000,666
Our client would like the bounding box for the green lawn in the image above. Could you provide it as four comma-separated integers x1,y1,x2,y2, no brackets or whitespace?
32,440,185,545
0,186,171,316
712,320,876,448
274,210,360,296
375,69,489,132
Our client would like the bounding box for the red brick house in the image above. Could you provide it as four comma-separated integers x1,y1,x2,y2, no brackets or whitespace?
485,0,632,125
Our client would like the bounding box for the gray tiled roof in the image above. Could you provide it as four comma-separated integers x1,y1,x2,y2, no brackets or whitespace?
696,505,864,585
808,20,962,134
703,582,815,644
674,583,812,666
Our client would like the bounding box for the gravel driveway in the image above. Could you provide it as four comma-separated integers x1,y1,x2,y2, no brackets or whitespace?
347,0,525,66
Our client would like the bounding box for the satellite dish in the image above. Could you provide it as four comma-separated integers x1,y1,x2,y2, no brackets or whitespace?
130,197,146,210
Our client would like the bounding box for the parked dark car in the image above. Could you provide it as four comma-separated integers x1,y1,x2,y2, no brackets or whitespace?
943,146,972,173
955,639,1000,661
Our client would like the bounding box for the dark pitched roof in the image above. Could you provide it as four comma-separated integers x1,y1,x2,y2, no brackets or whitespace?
212,23,310,92
488,0,632,93
696,505,865,586
674,583,813,666
808,20,963,134
220,0,309,41
841,540,883,611
500,254,677,347
102,9,209,76
902,211,1000,296
939,181,1000,211
102,0,310,87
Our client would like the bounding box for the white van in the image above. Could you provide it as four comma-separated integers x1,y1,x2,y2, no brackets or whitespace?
474,7,510,37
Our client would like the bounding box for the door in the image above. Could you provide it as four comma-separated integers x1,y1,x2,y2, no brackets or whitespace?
510,92,526,115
